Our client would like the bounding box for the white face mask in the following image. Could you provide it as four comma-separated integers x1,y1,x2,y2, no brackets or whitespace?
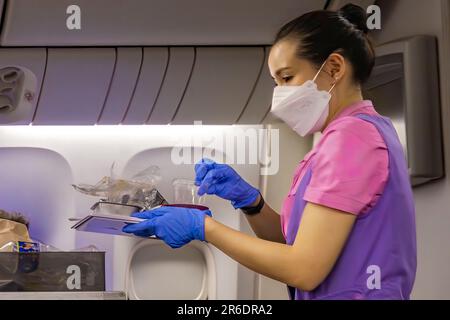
270,60,337,137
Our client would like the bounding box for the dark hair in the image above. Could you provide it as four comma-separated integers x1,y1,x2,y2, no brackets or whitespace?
274,3,375,84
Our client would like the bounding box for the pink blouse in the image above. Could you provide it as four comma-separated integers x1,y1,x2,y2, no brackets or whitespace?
280,100,389,237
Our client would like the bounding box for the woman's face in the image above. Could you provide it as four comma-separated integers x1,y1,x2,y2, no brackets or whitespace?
268,39,335,90
268,38,359,129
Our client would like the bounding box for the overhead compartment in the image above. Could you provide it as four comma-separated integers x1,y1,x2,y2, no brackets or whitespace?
97,48,142,125
147,47,195,124
0,0,330,125
0,0,326,46
171,47,264,125
121,48,168,125
0,48,46,124
33,48,115,125
0,46,276,126
237,47,275,124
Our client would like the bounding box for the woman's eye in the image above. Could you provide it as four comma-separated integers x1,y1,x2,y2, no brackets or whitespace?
283,76,293,82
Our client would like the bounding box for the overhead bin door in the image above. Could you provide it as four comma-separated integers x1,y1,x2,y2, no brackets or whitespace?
33,48,115,125
121,48,168,125
171,47,264,125
97,48,142,125
147,47,195,125
0,0,326,46
237,47,275,124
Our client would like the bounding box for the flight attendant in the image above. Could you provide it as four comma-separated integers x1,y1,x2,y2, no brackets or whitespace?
124,4,417,300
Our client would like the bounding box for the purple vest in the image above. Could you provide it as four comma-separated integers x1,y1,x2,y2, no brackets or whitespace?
286,114,417,300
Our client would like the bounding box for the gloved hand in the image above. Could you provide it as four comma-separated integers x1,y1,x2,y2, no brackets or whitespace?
122,206,212,249
194,158,260,209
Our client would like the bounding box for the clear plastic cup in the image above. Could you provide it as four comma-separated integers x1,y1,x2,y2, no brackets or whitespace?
172,179,205,205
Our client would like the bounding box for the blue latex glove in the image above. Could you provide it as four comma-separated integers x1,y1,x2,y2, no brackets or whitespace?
122,206,212,249
194,158,260,209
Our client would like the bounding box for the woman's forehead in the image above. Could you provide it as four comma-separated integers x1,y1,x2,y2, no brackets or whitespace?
268,40,301,76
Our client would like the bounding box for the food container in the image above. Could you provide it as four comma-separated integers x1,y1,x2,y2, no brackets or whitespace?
172,179,205,205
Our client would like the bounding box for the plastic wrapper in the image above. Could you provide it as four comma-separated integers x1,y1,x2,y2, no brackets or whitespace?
0,241,39,253
72,163,168,210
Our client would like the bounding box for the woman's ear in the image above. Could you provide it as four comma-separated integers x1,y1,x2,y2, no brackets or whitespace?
326,53,346,82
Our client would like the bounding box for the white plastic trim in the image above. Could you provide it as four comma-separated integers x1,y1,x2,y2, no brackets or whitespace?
124,239,216,300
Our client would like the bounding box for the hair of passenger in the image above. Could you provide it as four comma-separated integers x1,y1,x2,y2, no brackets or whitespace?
273,3,375,85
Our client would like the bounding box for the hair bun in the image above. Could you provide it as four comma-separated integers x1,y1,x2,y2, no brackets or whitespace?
339,3,369,34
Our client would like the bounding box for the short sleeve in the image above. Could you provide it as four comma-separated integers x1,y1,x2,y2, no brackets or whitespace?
303,117,389,215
